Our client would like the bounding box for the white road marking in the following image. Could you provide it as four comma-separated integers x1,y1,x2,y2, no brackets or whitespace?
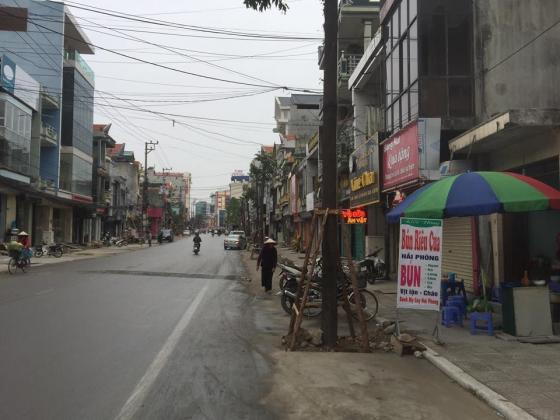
115,284,210,420
35,288,54,296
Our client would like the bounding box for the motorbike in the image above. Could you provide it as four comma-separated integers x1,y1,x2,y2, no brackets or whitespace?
114,238,128,247
34,243,63,258
279,258,378,320
193,242,201,255
356,248,387,285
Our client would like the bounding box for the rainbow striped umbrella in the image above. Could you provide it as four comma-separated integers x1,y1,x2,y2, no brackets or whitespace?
387,172,560,223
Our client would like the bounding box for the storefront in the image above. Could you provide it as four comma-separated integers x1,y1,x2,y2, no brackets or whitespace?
348,138,382,260
381,119,442,277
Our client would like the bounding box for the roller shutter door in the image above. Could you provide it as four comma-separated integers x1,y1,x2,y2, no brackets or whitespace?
442,217,474,293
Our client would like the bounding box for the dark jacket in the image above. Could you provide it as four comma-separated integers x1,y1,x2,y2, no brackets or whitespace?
258,245,277,270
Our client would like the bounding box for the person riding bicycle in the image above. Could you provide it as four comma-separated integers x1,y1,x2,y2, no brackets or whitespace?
17,231,32,261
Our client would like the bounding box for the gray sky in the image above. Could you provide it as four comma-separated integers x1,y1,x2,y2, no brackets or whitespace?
73,0,324,201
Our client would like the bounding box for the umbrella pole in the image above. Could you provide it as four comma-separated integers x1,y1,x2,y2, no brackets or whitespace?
432,312,443,345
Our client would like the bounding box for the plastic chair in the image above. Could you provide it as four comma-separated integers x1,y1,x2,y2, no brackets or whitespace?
470,312,494,336
441,306,462,327
447,296,467,319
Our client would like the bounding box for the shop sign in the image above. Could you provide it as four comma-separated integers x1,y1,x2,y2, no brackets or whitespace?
350,139,380,208
382,122,420,190
397,218,443,311
341,208,367,224
290,175,298,215
382,119,442,191
0,54,40,111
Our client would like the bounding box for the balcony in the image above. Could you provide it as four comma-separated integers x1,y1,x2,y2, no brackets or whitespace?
41,87,59,110
64,50,95,86
338,53,362,87
40,123,58,147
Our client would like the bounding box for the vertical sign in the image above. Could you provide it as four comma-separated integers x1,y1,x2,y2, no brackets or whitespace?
397,218,443,311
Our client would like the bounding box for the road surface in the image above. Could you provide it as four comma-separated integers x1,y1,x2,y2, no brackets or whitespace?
0,235,498,419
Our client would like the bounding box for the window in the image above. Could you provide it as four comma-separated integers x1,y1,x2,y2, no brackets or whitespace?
409,21,418,82
0,101,4,126
401,91,409,126
420,79,447,117
420,13,446,76
449,79,473,117
0,7,28,31
448,13,471,75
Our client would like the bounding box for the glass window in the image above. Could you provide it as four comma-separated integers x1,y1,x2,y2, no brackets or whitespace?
409,21,418,82
385,52,392,107
391,9,399,46
400,0,408,35
401,90,409,126
402,37,409,90
395,97,401,129
409,0,417,21
392,47,400,96
449,78,473,117
410,81,419,119
448,13,471,75
386,105,393,133
420,14,446,76
421,78,447,117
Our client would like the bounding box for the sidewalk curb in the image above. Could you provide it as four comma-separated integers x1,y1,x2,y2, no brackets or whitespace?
423,347,537,420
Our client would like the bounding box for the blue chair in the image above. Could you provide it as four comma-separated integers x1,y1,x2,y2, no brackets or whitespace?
470,312,494,336
441,306,462,327
447,296,467,319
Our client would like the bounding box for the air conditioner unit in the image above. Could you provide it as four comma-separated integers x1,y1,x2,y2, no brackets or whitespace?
439,160,472,177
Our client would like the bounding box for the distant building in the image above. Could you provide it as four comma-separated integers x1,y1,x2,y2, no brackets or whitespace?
229,171,249,199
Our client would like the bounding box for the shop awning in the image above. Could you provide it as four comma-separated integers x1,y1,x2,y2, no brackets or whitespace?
449,109,560,155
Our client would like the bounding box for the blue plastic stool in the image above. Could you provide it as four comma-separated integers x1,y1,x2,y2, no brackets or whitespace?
447,296,467,319
441,306,462,327
470,312,494,336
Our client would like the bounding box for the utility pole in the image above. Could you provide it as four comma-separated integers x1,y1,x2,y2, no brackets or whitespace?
143,140,158,244
321,0,339,349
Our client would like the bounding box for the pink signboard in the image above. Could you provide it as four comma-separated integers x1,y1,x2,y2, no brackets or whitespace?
290,175,298,215
382,122,420,190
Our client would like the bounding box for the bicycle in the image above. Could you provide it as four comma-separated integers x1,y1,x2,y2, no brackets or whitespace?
8,249,30,274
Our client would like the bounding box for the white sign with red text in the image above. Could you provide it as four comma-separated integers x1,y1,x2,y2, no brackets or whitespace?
397,218,443,311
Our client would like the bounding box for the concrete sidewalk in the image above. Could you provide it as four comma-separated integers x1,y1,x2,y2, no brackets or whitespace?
242,248,499,420
0,243,156,274
274,245,560,420
372,281,560,420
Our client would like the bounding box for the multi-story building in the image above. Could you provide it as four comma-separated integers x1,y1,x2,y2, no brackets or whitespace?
92,123,115,241
0,1,94,244
229,171,249,200
146,169,191,232
0,54,38,240
347,0,560,298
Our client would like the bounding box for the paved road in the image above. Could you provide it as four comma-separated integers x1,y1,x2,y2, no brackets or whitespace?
0,235,272,420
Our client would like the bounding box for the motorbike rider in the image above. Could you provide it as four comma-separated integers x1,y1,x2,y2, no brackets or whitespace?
193,230,202,249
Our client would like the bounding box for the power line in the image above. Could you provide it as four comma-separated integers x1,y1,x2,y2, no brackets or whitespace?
5,11,320,92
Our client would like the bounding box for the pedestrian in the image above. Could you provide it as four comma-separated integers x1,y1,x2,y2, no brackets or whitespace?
257,238,277,293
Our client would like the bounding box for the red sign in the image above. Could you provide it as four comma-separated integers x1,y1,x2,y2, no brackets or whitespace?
382,122,420,190
341,208,367,224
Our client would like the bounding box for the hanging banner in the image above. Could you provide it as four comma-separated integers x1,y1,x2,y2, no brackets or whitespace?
397,217,443,311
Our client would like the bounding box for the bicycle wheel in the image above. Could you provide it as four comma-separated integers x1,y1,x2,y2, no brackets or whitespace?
348,289,379,321
8,258,17,274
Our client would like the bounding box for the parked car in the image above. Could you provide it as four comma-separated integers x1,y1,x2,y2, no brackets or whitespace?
224,234,246,250
230,230,246,238
183,229,191,236
159,228,174,243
